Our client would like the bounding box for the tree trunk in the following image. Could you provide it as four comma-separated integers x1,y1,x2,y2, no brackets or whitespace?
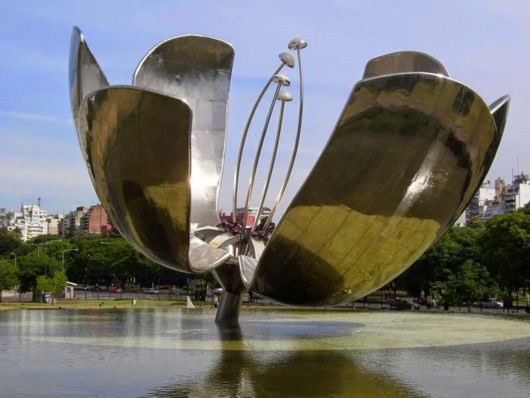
0,290,3,303
32,286,40,303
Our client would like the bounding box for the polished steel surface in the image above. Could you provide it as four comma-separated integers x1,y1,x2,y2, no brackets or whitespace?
240,83,283,237
477,95,511,186
189,236,231,272
253,73,499,306
232,53,294,223
363,51,449,79
214,291,244,325
238,71,291,231
76,86,194,272
251,92,290,232
279,52,295,68
69,26,109,124
271,73,291,86
288,37,308,50
264,43,307,232
490,95,510,133
239,238,266,289
277,90,294,102
133,35,235,227
69,27,510,324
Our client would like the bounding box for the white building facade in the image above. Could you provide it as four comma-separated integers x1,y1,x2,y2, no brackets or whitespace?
465,173,530,224
7,204,49,241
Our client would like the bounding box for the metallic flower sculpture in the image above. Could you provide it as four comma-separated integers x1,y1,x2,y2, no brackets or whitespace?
69,27,510,324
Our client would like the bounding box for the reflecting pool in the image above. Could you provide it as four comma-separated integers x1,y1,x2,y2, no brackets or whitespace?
0,308,529,397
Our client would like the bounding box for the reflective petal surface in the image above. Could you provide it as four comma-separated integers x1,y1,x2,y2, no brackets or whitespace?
253,73,498,305
133,35,235,226
363,51,449,79
77,86,193,272
69,26,109,124
489,95,510,134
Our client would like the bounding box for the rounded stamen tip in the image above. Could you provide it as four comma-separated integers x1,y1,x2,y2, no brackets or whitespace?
279,52,295,68
277,90,294,102
288,37,308,50
272,73,291,87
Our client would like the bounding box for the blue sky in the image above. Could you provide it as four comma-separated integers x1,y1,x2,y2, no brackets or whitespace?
1,0,529,214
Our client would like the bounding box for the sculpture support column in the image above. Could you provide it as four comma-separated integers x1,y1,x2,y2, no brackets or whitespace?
215,292,244,325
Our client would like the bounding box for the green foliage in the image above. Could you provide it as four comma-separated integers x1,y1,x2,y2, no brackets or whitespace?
396,226,482,297
519,202,530,216
395,205,530,304
0,231,188,297
36,271,67,293
27,239,73,261
30,235,64,245
17,252,61,294
0,228,21,256
0,258,19,302
435,259,498,306
479,208,530,293
65,236,177,289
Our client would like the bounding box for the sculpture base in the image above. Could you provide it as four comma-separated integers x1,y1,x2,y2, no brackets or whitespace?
215,291,243,325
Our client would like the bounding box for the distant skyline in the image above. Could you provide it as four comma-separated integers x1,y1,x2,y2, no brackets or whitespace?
1,1,529,214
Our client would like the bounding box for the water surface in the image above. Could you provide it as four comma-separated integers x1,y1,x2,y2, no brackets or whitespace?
0,308,529,397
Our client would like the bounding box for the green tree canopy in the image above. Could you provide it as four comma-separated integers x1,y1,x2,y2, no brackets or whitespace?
0,258,19,302
396,226,482,297
0,228,21,257
36,271,67,303
435,259,498,307
17,251,61,300
479,207,530,293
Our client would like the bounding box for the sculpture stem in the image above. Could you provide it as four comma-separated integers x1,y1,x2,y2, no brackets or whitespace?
232,64,285,224
240,83,282,240
263,48,304,232
215,291,244,325
252,99,286,232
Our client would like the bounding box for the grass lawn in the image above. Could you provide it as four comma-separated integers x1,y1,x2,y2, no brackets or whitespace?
0,299,192,311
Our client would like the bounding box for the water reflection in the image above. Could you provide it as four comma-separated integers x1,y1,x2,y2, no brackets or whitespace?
0,309,529,397
151,325,420,397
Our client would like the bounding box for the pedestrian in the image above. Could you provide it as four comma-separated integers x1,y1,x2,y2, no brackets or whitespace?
212,293,219,309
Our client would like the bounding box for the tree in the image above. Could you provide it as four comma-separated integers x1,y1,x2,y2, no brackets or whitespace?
435,259,498,310
479,208,530,295
36,272,67,304
0,228,21,256
30,234,64,244
18,251,61,301
396,226,482,297
0,258,19,302
66,236,176,289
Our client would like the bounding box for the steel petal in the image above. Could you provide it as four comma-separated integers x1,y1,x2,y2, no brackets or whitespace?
77,86,195,272
489,95,510,135
475,95,511,183
69,26,109,124
133,35,235,226
363,51,448,79
253,73,498,305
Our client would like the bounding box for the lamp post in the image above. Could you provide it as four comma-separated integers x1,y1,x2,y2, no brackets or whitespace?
61,248,78,272
10,252,20,302
61,248,78,300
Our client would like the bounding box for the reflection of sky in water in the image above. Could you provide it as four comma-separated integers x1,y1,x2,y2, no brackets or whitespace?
0,309,529,397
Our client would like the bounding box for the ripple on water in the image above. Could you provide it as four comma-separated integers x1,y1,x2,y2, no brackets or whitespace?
1,309,529,397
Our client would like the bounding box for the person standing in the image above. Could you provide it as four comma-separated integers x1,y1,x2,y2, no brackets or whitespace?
213,293,219,309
